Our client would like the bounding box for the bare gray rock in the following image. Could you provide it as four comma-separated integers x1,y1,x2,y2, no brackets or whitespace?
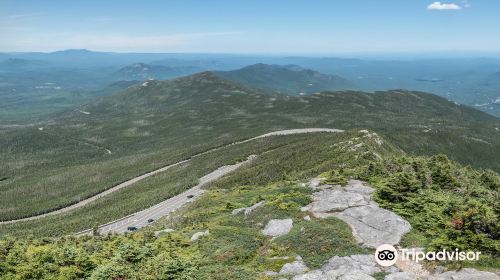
334,205,411,248
301,189,368,213
280,256,309,275
385,272,417,280
316,184,337,191
321,254,382,276
292,254,402,280
309,178,321,189
433,266,446,274
302,179,411,248
262,218,293,237
341,272,376,280
427,268,500,280
343,180,375,200
293,270,377,280
292,270,327,280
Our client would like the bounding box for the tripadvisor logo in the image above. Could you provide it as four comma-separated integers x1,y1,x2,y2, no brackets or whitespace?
374,244,481,267
375,244,398,267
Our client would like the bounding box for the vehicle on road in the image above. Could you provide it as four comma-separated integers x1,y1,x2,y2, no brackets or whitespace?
127,226,137,231
147,219,154,223
187,194,194,199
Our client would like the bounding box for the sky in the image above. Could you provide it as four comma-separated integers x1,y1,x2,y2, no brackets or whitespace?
1,0,500,55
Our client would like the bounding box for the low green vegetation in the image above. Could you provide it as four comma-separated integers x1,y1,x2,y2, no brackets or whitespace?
275,218,369,268
0,168,366,280
1,131,391,236
367,155,499,270
0,133,326,236
320,154,500,270
1,131,497,279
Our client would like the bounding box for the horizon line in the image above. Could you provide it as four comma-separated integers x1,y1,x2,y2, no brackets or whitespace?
2,49,500,59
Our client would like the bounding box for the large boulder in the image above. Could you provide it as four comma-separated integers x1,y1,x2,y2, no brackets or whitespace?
262,218,293,237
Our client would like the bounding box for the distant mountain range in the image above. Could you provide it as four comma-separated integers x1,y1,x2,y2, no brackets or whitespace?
1,50,500,118
214,63,353,95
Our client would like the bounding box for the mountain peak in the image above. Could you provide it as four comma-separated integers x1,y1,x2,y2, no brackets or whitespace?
214,64,353,95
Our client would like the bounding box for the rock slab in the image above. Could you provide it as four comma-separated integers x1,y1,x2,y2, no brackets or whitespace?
426,268,500,280
293,254,393,280
302,179,411,248
280,256,309,275
262,218,293,237
335,204,411,248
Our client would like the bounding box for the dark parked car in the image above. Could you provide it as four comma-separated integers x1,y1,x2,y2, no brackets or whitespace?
147,219,155,223
187,194,194,199
127,226,137,231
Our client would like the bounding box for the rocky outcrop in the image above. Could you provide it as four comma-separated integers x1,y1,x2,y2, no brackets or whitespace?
302,179,411,248
292,261,500,280
261,178,498,280
321,254,383,275
291,254,399,280
262,218,293,237
426,268,500,280
301,189,368,212
280,256,309,275
336,205,411,248
385,272,417,280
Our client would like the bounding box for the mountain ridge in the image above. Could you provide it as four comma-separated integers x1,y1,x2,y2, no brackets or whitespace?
214,63,354,95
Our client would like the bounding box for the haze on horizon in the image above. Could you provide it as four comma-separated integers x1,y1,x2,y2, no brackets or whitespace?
1,0,500,56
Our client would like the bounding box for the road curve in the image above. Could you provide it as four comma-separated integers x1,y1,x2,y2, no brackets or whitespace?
1,128,343,225
77,155,258,235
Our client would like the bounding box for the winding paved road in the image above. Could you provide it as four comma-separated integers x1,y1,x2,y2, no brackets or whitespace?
1,128,343,226
77,155,258,235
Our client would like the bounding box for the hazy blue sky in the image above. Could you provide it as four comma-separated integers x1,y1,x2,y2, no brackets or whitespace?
1,0,499,54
